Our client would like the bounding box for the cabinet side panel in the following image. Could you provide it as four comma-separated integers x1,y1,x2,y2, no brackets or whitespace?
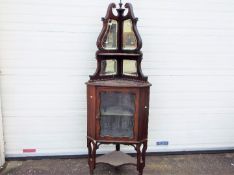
87,85,96,139
138,87,150,140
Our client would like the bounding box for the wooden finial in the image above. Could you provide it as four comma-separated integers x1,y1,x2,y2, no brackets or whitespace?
119,0,123,8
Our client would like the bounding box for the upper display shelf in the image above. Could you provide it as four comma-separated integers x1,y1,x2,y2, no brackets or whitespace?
96,3,142,53
90,2,148,81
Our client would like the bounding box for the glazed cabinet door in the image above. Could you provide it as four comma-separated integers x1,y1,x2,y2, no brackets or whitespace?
96,88,139,141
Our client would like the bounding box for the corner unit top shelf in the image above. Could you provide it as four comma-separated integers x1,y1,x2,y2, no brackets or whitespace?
86,79,151,87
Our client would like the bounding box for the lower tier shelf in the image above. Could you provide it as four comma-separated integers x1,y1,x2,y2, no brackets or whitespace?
96,151,136,167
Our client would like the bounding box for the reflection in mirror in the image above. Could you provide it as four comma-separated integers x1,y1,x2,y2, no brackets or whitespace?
100,92,135,138
123,60,138,76
100,60,117,76
122,19,137,50
102,20,118,50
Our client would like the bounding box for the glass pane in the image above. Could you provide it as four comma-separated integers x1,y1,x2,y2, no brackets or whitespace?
100,92,135,138
102,20,118,50
123,60,138,76
122,19,137,50
100,60,117,76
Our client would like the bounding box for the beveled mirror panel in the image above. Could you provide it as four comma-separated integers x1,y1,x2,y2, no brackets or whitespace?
102,19,118,50
100,59,117,76
122,19,137,50
123,60,138,76
99,92,135,138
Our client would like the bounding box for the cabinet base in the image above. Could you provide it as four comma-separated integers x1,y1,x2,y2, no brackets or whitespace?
87,137,147,175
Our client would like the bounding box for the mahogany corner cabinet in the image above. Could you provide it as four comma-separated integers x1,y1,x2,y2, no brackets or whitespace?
86,2,151,175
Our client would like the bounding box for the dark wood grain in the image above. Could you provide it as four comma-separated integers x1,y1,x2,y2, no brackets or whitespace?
87,3,151,175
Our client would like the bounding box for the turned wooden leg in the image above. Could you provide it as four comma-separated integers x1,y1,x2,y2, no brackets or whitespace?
116,143,120,151
87,138,97,175
136,141,147,175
